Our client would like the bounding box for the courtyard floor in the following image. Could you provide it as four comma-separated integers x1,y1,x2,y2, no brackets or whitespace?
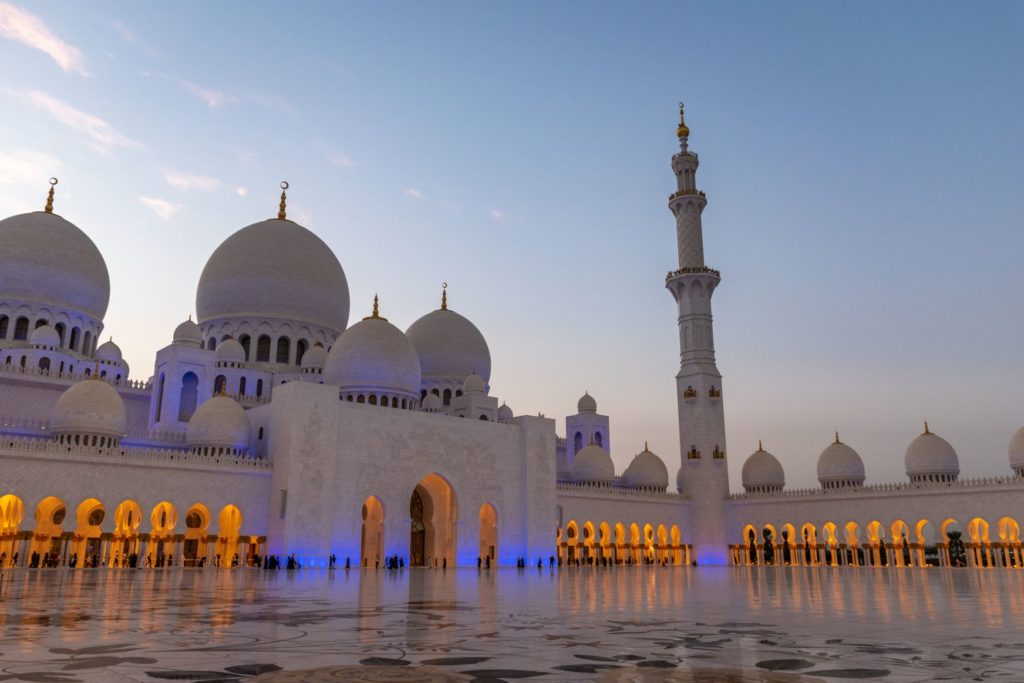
0,566,1022,682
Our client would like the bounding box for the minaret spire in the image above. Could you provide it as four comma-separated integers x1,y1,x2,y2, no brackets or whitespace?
44,177,57,213
277,181,289,220
664,101,729,565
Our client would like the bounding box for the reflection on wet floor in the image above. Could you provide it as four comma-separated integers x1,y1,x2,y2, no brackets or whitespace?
1,566,1023,681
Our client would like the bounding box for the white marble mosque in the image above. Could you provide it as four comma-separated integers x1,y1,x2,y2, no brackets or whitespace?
1,104,1023,575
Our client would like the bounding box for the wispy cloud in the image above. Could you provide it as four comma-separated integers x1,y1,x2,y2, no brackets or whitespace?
241,90,296,114
6,89,139,151
403,187,424,200
0,148,60,184
173,78,237,109
138,196,180,221
162,168,221,192
109,20,135,44
490,208,508,222
235,187,248,197
328,153,353,169
0,2,87,75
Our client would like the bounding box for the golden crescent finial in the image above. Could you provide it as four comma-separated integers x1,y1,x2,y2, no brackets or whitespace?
44,177,58,213
441,282,448,310
676,101,690,139
277,181,289,220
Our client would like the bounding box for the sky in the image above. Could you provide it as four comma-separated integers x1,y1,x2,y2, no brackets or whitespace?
0,2,1021,489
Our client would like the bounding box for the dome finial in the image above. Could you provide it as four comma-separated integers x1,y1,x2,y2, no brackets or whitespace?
363,293,387,321
277,181,289,220
91,360,100,380
441,281,448,310
835,430,841,444
44,177,58,213
758,439,763,451
644,440,649,452
923,420,931,435
676,101,690,139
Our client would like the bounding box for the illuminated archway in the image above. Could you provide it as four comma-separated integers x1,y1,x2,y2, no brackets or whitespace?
844,522,861,566
823,522,839,566
867,520,886,566
801,523,818,566
743,524,758,565
998,517,1022,567
565,520,579,563
629,523,641,564
780,523,797,565
598,522,611,561
614,522,626,563
361,496,385,568
656,524,668,564
643,524,656,563
891,519,912,567
670,525,682,565
183,503,210,567
582,521,596,563
110,500,142,566
969,517,992,567
216,504,242,567
478,503,498,564
30,496,67,564
71,498,105,567
409,473,457,567
0,494,25,562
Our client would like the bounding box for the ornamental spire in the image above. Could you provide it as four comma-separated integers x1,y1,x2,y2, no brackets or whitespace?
923,421,931,435
277,181,289,220
363,294,387,321
676,101,690,139
441,282,448,310
44,177,57,213
835,431,841,444
758,439,763,452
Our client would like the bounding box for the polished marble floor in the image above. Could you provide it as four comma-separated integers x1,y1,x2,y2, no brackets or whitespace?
1,565,1023,682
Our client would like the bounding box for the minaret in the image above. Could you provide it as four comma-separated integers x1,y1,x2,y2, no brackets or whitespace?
665,103,730,565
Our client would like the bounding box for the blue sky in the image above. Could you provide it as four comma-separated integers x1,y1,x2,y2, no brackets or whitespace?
0,2,1021,488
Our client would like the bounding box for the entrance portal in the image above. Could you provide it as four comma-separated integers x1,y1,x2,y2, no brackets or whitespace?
408,473,457,567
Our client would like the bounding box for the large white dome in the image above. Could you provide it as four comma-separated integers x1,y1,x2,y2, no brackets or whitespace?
196,218,350,333
571,443,615,484
905,425,959,481
742,444,786,492
406,307,490,386
325,309,422,399
1010,426,1024,473
622,445,669,489
817,437,865,487
186,395,251,453
0,211,110,322
50,378,127,438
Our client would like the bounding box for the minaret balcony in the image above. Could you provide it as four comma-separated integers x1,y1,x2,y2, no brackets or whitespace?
668,189,706,201
666,266,720,280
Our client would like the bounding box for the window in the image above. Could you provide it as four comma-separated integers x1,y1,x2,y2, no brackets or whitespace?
255,335,271,362
296,339,308,365
207,337,216,351
82,331,92,355
256,379,264,397
34,319,48,329
179,372,199,420
0,316,8,339
14,317,29,341
54,323,65,346
276,337,290,364
214,375,227,395
594,432,603,448
443,388,452,406
239,376,247,396
574,432,583,454
39,357,50,372
155,373,165,421
239,335,251,360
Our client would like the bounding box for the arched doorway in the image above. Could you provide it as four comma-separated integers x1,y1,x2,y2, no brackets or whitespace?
0,494,25,563
150,501,177,567
71,498,105,567
183,504,210,567
216,505,242,567
409,474,457,567
361,496,384,568
478,503,497,565
31,496,67,566
111,500,142,566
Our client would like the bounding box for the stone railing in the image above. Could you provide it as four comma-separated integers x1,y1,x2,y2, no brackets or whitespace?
0,433,271,471
668,189,707,201
0,362,150,392
666,266,721,280
557,480,680,501
729,474,1023,500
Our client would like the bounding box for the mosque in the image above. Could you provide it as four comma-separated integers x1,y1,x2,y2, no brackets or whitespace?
0,105,1022,571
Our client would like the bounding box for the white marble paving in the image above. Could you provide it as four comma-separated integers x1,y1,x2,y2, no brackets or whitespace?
1,566,1023,682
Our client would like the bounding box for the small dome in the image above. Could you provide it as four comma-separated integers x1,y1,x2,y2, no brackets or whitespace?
623,445,669,489
905,424,959,481
571,443,615,484
0,211,110,322
186,395,251,452
215,338,246,364
676,466,685,494
196,218,350,333
300,344,327,369
406,306,491,386
577,392,597,414
30,324,60,348
423,392,442,412
817,436,865,487
50,378,127,438
743,444,786,492
324,310,422,398
173,318,202,346
95,339,122,363
1009,427,1024,473
497,402,513,423
463,373,485,394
